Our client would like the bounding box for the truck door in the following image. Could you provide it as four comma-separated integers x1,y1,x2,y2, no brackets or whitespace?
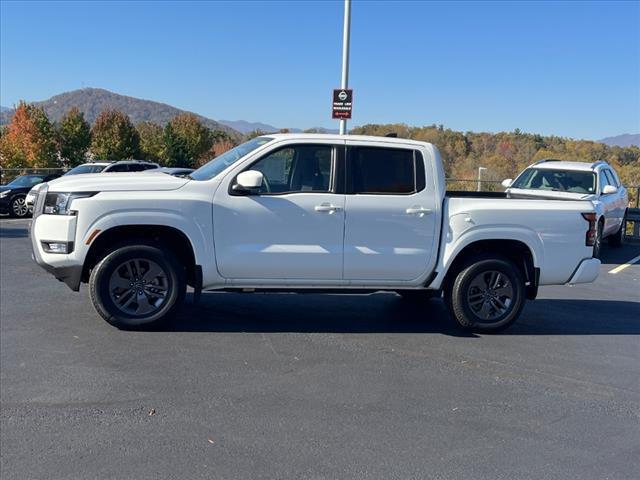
343,144,438,281
213,142,345,280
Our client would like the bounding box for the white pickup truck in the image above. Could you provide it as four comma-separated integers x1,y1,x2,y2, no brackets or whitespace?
30,134,600,332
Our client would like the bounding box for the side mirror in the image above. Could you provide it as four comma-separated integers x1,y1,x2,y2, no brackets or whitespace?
233,170,263,193
501,178,513,188
602,185,618,195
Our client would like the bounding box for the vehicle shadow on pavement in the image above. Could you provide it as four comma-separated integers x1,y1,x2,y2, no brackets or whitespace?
0,227,29,238
598,243,640,267
164,293,640,336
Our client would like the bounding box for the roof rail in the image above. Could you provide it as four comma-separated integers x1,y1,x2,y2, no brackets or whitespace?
533,158,562,165
385,132,398,138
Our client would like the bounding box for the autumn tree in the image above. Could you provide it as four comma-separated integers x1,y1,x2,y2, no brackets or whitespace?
163,114,213,167
0,101,57,168
57,107,91,167
136,121,164,162
161,123,190,167
90,109,140,160
351,123,640,188
245,129,266,140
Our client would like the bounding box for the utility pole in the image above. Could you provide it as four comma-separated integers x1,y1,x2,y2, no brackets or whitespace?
477,167,487,192
339,0,351,135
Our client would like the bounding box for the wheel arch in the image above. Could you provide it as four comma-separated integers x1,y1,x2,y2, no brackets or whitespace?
82,224,199,288
442,239,538,300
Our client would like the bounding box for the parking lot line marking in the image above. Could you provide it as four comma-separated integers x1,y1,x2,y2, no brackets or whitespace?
608,254,640,274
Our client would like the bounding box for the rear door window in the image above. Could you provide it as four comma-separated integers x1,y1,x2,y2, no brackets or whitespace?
348,147,418,194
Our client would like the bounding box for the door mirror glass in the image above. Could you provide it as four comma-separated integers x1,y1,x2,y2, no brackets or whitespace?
234,170,264,193
602,184,617,195
501,178,513,188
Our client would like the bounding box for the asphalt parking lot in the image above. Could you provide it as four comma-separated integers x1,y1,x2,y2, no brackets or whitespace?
1,217,639,480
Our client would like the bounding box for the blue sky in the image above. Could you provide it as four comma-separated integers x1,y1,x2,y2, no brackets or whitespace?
1,0,638,139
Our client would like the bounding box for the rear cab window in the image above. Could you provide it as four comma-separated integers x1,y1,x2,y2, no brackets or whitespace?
346,146,424,194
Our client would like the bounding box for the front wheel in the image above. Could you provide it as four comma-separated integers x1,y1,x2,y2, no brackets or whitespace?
89,244,185,329
593,221,604,259
608,212,626,247
444,256,526,333
10,195,29,218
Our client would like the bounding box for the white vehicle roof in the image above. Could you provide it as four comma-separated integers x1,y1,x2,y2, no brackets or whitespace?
530,160,606,172
265,133,432,148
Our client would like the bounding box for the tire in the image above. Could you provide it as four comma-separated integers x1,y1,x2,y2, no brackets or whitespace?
397,290,440,301
593,220,604,259
9,195,29,218
89,243,186,330
608,212,626,247
444,256,526,333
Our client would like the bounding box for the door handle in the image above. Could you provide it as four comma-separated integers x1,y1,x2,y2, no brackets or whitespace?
405,206,432,216
315,203,342,213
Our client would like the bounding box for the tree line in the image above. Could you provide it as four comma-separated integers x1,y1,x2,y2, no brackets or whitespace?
1,104,638,187
351,124,640,186
0,102,234,170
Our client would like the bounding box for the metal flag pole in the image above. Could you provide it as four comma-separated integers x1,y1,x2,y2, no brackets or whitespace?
339,0,351,135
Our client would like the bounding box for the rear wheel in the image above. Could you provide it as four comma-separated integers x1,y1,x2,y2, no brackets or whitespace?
444,256,526,333
9,195,29,218
608,212,626,247
89,244,185,329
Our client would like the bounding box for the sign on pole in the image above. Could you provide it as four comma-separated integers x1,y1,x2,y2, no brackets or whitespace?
332,88,353,119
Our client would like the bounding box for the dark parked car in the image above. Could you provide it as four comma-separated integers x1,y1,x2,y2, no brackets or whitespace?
0,174,60,218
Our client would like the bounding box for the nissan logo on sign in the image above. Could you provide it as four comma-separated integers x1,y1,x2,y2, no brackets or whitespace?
332,89,353,119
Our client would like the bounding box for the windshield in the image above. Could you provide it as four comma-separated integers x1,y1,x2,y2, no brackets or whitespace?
511,168,596,194
7,175,46,187
64,164,107,175
190,137,273,181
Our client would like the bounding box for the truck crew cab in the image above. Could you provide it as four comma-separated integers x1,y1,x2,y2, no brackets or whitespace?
30,134,600,332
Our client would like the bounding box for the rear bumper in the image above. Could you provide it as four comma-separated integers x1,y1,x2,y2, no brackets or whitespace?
568,258,600,284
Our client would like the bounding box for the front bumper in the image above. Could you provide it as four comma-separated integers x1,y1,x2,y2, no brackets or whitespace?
568,258,600,284
29,188,83,291
0,197,10,213
31,224,83,291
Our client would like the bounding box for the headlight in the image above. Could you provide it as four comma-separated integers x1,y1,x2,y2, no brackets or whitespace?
0,190,11,198
43,192,97,215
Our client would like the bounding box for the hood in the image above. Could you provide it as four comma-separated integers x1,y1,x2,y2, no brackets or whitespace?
507,188,595,201
46,171,190,193
0,185,10,192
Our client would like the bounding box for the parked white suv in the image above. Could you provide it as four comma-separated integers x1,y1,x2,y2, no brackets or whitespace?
30,134,600,333
64,160,160,175
503,159,628,257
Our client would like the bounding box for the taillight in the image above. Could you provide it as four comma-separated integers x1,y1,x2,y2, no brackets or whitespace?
582,212,597,246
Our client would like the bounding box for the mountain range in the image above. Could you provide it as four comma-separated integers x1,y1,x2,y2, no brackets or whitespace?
0,88,339,137
598,134,640,148
0,88,240,137
0,88,635,145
